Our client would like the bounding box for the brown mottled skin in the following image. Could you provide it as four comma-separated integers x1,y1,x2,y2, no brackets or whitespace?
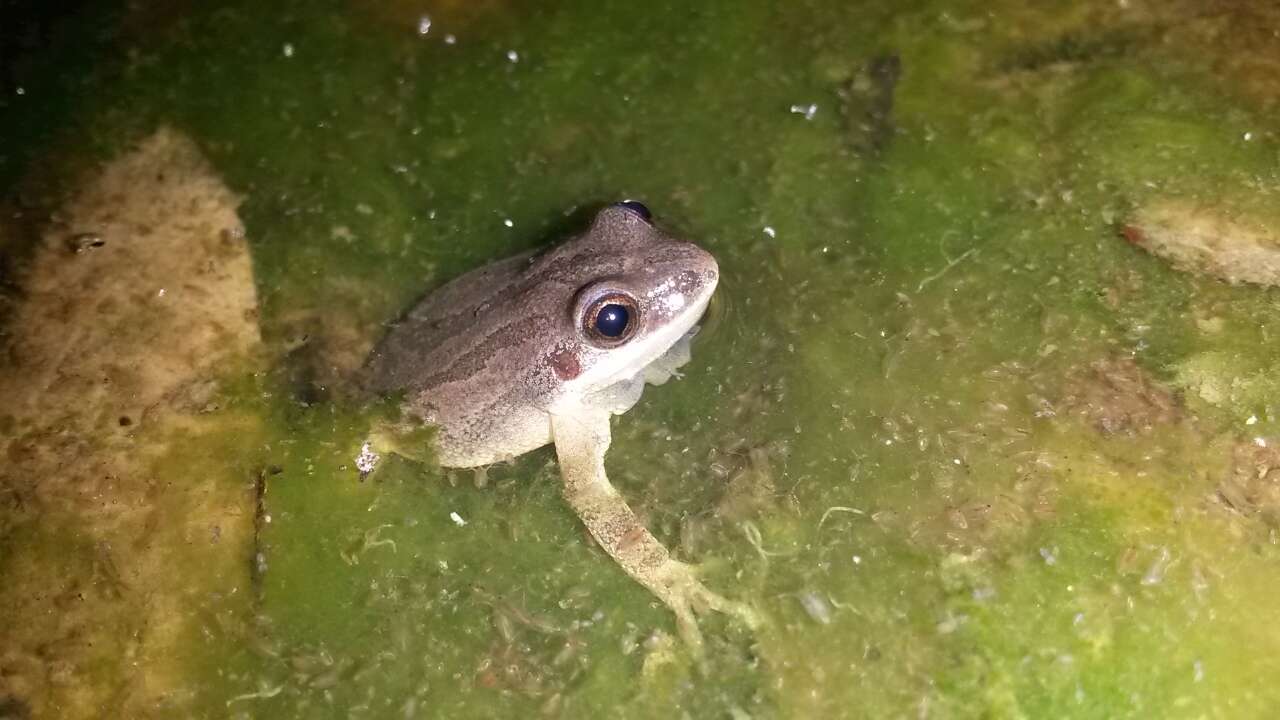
362,204,759,654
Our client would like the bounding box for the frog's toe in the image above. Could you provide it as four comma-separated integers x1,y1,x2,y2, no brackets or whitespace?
667,592,706,660
685,580,763,631
658,561,762,637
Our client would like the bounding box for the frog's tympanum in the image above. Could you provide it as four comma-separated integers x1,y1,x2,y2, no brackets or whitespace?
362,201,758,653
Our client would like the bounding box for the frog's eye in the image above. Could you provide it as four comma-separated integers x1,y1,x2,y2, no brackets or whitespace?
582,292,639,347
595,303,630,337
614,200,651,221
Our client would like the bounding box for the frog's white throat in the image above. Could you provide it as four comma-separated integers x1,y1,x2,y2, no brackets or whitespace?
553,290,712,417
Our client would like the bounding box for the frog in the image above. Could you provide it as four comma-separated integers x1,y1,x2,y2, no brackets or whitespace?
361,201,759,655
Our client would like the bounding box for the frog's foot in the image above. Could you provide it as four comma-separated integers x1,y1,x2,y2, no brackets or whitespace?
649,559,762,654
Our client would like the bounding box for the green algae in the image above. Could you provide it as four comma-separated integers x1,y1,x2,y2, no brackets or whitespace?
4,0,1280,717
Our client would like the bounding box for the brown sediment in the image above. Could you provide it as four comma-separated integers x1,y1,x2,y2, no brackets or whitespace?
839,54,903,158
984,2,1280,118
1216,441,1280,526
1060,356,1183,437
1158,1,1280,112
1119,224,1145,246
0,127,262,717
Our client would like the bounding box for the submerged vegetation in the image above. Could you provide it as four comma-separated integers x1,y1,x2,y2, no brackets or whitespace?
2,0,1279,717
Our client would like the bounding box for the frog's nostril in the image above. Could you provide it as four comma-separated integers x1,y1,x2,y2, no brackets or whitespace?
615,200,651,221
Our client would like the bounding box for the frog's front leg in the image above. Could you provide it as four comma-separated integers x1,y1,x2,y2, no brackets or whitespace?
549,411,760,656
357,417,437,480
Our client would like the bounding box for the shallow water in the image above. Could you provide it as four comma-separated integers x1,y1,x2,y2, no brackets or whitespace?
3,1,1280,717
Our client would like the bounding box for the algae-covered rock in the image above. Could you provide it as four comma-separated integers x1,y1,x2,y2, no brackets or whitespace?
0,128,261,718
1122,200,1280,286
1173,350,1280,416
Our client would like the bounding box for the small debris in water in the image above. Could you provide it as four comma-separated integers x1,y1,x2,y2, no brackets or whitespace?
762,226,776,238
817,505,866,533
226,683,285,706
936,612,966,634
450,511,467,527
444,34,456,45
361,524,397,554
282,43,295,58
797,590,833,625
506,50,520,63
417,15,431,36
1141,547,1172,586
789,103,818,120
740,520,790,559
1039,547,1058,566
66,232,105,253
355,441,380,478
503,218,514,227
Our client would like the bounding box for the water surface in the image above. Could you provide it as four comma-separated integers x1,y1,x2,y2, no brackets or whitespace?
2,1,1280,717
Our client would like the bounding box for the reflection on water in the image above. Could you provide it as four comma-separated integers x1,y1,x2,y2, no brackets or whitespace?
2,1,1280,717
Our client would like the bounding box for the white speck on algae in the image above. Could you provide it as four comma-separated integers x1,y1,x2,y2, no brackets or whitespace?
798,591,833,625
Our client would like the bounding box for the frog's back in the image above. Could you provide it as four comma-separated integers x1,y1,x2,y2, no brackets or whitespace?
363,247,570,467
363,250,534,394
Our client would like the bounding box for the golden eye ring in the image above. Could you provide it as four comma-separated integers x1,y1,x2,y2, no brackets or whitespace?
582,292,639,347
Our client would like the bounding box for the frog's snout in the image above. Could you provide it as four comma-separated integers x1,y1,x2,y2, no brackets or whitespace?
663,241,719,294
697,247,719,290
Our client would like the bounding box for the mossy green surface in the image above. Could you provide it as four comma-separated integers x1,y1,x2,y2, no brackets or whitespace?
4,0,1280,717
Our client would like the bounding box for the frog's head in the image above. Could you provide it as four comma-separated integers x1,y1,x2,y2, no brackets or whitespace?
542,201,718,406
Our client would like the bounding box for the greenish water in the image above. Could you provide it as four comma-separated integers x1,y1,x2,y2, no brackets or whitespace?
3,1,1280,718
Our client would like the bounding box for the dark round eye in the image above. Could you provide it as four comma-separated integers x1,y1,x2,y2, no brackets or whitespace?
615,200,651,221
595,303,630,338
582,293,639,346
